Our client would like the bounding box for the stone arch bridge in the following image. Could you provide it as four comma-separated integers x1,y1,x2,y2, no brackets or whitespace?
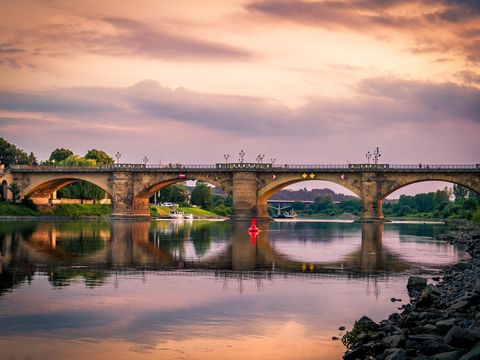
1,163,479,222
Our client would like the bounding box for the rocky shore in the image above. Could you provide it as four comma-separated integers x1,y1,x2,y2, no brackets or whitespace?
343,222,480,360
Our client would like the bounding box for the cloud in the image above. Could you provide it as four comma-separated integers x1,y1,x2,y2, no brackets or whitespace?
357,77,480,122
3,16,255,64
458,70,480,86
246,0,480,63
0,77,479,141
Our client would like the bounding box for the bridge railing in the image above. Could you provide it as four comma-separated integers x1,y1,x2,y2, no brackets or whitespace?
6,163,480,172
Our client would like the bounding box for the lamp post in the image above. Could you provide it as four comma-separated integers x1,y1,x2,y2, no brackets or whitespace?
373,147,381,165
256,154,265,164
115,151,121,164
224,154,230,166
143,156,148,166
239,150,245,164
366,151,372,165
271,158,276,165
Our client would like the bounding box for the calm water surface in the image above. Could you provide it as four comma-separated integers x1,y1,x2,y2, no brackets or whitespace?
0,220,468,359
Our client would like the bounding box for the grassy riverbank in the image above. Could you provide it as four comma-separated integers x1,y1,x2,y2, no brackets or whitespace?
149,205,222,218
0,202,112,217
0,202,41,216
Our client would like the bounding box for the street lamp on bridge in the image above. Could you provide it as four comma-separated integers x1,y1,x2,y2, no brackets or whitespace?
239,150,245,164
373,147,381,165
366,151,372,165
143,156,148,166
224,154,230,166
271,158,276,165
256,154,265,164
115,152,121,164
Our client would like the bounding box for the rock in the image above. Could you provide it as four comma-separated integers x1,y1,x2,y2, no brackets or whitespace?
431,351,463,360
452,262,471,271
407,276,427,298
356,316,379,331
332,336,339,340
421,339,455,355
339,326,346,331
433,276,441,282
343,347,365,360
384,348,406,360
459,342,480,360
448,300,471,312
418,284,440,308
444,326,477,348
436,318,458,334
384,335,406,349
473,279,480,294
409,334,443,342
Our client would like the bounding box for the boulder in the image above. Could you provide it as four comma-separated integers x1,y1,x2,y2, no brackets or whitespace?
417,284,440,307
431,351,463,360
444,326,477,348
459,342,480,360
356,316,379,332
384,335,406,349
407,276,427,298
384,348,406,360
473,279,480,294
435,318,458,334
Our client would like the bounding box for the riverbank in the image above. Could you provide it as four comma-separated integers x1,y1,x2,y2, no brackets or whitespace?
343,222,480,360
0,202,225,219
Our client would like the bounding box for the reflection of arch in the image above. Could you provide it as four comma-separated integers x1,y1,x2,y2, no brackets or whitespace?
1,180,7,201
23,175,112,199
380,176,480,200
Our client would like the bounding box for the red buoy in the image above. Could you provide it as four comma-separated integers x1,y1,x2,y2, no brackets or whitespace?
248,217,259,232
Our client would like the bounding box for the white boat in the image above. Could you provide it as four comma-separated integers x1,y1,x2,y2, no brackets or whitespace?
185,213,194,220
169,210,184,219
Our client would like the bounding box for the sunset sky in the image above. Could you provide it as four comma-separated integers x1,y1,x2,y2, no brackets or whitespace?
0,0,479,187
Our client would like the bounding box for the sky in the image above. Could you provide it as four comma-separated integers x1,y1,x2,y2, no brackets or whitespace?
0,0,479,196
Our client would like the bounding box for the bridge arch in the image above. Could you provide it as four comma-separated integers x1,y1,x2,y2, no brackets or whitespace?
379,174,480,200
257,173,362,218
134,174,228,200
127,173,232,217
22,174,112,200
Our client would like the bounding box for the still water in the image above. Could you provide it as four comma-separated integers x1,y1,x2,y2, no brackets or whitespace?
0,220,468,359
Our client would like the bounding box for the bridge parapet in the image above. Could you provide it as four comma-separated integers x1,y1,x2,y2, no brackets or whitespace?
7,163,480,173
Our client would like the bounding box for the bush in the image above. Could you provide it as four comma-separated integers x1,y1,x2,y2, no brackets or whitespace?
20,197,37,210
472,209,480,224
52,204,111,217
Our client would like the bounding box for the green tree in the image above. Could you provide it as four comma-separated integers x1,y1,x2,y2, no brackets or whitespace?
27,152,38,166
453,184,468,201
8,183,20,203
313,195,333,212
57,155,96,167
153,184,189,204
49,148,73,163
191,182,212,210
0,138,29,166
85,149,114,165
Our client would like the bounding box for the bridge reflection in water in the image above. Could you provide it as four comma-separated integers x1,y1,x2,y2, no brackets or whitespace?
0,220,465,293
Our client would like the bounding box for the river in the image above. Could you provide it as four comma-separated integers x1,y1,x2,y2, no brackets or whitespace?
0,220,468,359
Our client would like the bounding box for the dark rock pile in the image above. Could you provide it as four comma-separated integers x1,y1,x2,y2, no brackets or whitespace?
343,223,480,360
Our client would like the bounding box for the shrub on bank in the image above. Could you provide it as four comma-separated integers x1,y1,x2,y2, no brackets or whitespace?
0,202,40,216
472,209,480,224
52,204,112,217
